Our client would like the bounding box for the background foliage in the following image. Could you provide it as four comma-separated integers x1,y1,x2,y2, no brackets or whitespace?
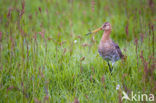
0,0,155,102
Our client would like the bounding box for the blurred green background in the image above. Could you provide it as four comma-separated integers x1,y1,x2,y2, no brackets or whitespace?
0,0,155,102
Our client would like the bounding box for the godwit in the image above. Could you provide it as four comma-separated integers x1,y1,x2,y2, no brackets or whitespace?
87,22,124,73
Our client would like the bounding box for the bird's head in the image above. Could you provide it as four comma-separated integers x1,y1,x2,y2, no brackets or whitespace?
102,22,112,31
86,22,112,35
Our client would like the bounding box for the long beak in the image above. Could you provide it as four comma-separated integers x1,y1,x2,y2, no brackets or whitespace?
86,27,102,35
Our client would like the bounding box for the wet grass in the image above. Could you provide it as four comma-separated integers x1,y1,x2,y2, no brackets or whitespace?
0,0,155,102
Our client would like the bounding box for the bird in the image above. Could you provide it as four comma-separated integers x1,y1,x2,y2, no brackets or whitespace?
87,22,124,74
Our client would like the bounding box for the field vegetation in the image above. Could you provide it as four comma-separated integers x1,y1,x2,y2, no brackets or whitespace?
0,0,155,102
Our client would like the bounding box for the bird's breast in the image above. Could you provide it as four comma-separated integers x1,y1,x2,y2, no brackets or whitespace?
98,39,117,61
98,40,112,50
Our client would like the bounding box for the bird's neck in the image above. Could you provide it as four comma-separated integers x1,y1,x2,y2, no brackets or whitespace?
101,30,111,42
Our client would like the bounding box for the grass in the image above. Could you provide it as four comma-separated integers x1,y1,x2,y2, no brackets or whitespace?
0,0,155,102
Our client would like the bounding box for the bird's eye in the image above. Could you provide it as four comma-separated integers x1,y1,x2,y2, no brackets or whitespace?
102,25,106,28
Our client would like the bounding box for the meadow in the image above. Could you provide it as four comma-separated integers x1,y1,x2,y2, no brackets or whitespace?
0,0,155,102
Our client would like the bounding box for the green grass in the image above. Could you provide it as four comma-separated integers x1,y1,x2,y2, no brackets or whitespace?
0,0,155,102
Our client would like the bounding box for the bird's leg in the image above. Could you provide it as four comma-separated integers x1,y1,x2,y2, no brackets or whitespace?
107,62,112,74
111,62,114,72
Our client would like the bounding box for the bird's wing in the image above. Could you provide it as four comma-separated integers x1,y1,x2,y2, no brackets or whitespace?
112,41,124,59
